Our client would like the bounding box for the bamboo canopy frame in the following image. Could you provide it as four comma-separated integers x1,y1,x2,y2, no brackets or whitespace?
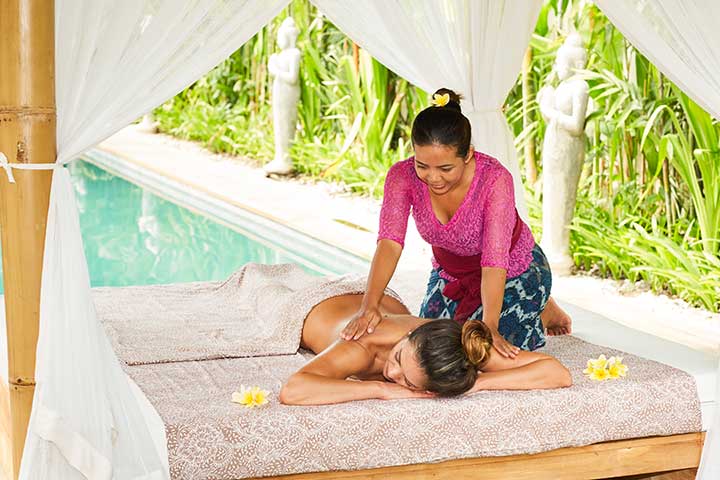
0,0,55,478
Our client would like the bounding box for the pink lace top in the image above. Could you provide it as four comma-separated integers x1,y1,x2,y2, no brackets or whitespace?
377,151,535,279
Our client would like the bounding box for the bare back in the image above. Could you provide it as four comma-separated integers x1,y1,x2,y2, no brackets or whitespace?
300,293,410,353
296,293,429,386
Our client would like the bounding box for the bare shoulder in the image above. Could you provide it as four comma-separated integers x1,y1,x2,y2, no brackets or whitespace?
298,339,375,380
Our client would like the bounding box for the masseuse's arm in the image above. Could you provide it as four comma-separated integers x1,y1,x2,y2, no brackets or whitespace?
467,351,572,393
480,267,520,359
341,239,402,340
481,169,523,359
342,162,411,341
279,338,429,405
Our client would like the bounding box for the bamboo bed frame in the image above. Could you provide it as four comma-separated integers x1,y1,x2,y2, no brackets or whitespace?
251,433,704,480
0,1,709,480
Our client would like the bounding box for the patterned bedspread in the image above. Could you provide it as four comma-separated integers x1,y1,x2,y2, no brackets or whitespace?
95,265,702,480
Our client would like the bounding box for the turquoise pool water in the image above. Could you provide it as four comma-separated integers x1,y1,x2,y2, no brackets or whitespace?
0,159,361,292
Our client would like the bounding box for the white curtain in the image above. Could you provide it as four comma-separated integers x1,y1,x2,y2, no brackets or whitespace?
20,0,291,478
311,0,542,221
593,1,720,477
595,0,720,120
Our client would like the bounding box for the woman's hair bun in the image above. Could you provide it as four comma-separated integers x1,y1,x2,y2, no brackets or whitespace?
461,320,492,368
433,88,463,113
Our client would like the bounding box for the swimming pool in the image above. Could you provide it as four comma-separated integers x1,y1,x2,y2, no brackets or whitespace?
0,154,367,292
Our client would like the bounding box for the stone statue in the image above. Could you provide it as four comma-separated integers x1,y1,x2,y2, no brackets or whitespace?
264,17,301,176
538,32,589,275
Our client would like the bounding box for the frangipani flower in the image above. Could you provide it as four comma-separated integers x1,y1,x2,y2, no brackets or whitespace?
607,356,628,379
431,93,450,107
589,354,608,370
589,367,610,381
232,385,269,408
584,354,628,381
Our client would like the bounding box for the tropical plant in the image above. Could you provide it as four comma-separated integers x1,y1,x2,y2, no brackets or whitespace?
155,0,720,311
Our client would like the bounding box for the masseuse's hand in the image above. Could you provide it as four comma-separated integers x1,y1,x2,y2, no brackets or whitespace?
341,305,382,341
379,382,435,401
491,330,520,359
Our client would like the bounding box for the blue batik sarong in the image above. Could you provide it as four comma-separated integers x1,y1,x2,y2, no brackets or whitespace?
419,244,551,351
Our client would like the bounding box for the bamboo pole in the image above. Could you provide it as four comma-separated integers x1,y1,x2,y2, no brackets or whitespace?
521,47,537,185
0,0,55,478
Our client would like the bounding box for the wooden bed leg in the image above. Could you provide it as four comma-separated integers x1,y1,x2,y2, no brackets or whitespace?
0,1,56,478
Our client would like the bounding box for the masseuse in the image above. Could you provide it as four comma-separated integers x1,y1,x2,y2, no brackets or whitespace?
342,89,572,358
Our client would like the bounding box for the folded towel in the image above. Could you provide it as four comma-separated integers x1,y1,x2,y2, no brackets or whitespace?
95,263,402,365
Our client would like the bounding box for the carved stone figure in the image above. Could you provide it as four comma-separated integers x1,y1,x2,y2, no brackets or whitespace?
264,17,301,176
538,32,589,275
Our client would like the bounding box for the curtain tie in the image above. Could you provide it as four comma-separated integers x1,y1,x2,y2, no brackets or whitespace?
0,152,61,184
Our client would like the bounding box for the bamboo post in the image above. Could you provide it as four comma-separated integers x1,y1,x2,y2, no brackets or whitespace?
521,47,537,185
0,0,55,478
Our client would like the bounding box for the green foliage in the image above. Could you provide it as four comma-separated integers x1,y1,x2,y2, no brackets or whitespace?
568,189,720,312
154,0,426,197
155,0,720,311
507,0,720,311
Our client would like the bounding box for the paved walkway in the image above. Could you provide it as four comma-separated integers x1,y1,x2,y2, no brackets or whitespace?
99,126,720,354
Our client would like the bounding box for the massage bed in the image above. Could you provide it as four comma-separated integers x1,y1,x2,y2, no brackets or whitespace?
95,264,715,480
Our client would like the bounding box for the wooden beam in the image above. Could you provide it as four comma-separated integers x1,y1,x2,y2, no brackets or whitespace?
0,0,55,478
252,433,705,480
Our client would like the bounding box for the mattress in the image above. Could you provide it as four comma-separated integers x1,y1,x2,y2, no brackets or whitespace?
121,335,701,480
566,302,717,430
88,270,712,480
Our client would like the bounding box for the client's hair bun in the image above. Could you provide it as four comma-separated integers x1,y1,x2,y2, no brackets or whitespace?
461,320,493,368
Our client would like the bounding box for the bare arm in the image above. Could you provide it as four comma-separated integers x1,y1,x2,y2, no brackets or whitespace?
362,239,402,310
480,266,506,331
467,351,572,393
279,337,430,405
341,239,402,340
481,267,520,358
343,161,411,340
280,340,380,405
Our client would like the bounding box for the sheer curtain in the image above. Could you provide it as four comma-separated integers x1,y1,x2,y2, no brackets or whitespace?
311,0,542,220
20,1,291,478
593,1,720,477
595,0,720,120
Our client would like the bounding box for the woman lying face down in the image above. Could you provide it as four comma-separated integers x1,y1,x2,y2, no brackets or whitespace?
279,293,572,405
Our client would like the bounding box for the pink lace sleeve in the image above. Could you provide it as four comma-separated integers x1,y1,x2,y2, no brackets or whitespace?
480,169,516,270
377,162,412,247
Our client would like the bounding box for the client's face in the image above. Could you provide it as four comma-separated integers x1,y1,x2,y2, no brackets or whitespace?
383,337,427,391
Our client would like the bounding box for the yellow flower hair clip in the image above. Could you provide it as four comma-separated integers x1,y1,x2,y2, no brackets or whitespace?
431,93,450,107
232,385,269,408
